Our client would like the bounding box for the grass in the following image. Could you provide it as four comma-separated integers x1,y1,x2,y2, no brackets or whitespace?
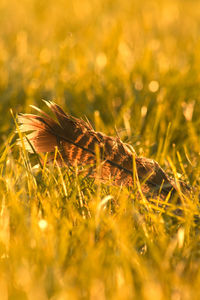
0,0,200,299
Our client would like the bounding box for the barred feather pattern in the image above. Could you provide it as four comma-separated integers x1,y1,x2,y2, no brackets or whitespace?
18,101,189,200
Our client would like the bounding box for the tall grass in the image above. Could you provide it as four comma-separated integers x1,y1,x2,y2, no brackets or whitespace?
0,0,200,299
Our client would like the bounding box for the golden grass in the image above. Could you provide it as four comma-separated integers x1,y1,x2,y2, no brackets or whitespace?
0,0,200,299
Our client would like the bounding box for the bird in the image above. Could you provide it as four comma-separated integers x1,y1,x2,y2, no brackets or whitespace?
17,101,191,201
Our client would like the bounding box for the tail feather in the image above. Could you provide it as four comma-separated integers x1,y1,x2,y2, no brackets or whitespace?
18,101,190,199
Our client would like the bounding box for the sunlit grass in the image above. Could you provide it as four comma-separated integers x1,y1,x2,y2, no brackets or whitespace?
0,0,200,299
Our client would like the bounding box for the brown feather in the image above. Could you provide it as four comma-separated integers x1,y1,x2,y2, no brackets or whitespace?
18,101,190,200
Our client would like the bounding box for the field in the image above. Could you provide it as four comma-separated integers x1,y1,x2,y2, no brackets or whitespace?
0,0,200,299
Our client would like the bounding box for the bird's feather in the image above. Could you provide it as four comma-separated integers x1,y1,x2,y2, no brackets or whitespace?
18,101,190,200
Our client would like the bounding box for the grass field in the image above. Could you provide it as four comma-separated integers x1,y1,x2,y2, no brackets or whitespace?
0,0,200,299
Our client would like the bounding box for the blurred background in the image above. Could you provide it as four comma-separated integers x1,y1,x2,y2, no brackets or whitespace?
0,0,200,166
1,1,200,299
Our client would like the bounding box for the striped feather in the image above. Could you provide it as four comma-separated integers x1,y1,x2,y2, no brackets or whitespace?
18,101,191,200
